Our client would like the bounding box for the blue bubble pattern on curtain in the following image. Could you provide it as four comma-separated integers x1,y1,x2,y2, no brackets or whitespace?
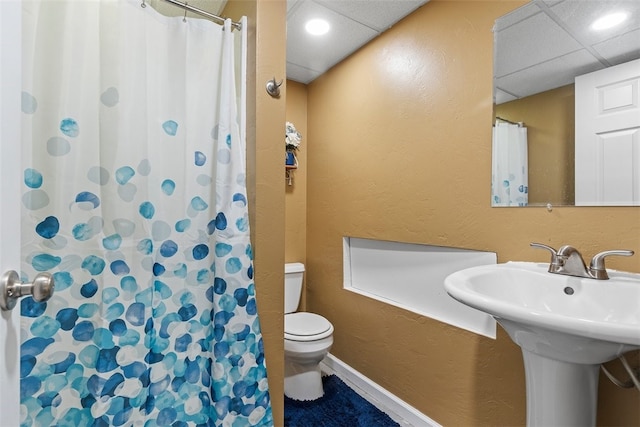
19,1,271,426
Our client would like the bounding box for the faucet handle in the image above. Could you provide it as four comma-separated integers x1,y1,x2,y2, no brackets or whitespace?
589,250,635,279
530,243,560,264
529,242,558,256
530,242,557,254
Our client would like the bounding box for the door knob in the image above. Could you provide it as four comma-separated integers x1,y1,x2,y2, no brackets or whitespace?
0,270,54,311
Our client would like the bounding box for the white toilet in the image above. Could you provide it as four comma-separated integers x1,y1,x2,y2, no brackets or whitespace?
284,262,334,401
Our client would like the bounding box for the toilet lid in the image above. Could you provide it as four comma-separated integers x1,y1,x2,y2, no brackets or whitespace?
285,312,333,341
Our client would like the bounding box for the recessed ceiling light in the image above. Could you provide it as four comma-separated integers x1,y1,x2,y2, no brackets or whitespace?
305,19,330,36
591,12,628,31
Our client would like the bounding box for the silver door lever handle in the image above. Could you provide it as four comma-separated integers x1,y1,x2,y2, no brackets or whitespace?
0,270,54,311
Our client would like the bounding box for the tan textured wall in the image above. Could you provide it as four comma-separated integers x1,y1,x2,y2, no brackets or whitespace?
305,1,640,426
224,1,286,425
285,81,308,264
495,84,575,205
285,81,308,310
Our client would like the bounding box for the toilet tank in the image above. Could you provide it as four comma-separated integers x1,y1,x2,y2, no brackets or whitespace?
284,263,305,314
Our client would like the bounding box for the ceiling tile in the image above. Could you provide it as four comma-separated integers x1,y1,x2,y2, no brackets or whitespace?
287,0,301,12
549,0,640,47
287,0,379,81
495,0,640,102
593,28,640,65
494,88,518,105
495,11,583,78
286,62,323,84
493,2,541,32
314,0,427,32
496,49,605,101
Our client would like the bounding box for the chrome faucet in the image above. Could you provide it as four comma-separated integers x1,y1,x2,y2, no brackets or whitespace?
530,243,634,280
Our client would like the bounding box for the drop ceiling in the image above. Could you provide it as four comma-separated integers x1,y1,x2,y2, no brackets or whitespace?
286,0,429,84
286,0,640,99
494,0,640,104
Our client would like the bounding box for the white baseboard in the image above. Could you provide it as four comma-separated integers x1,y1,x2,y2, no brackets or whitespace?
319,354,442,427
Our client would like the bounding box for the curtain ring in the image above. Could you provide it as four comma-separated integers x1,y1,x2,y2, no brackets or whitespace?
141,0,146,8
183,3,188,22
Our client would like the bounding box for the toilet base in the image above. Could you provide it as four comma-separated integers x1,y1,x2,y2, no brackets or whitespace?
284,361,324,401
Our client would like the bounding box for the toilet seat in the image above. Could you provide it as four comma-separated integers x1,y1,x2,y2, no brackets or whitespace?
285,312,333,341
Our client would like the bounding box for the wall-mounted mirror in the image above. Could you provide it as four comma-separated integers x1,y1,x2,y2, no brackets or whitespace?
492,0,640,207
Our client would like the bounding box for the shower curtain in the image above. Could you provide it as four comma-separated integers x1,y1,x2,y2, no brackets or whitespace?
20,1,272,426
491,121,528,206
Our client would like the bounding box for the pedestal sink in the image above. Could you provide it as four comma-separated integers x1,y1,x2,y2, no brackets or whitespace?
444,261,640,427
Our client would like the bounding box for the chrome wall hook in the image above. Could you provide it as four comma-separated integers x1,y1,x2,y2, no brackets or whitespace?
266,77,283,98
0,270,54,311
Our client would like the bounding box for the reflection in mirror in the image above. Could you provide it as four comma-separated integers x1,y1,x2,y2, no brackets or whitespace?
492,0,640,207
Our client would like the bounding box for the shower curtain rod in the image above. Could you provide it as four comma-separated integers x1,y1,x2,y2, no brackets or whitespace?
495,116,524,127
159,0,242,30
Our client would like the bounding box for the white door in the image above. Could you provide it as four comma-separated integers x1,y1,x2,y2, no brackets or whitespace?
0,2,22,426
575,58,640,206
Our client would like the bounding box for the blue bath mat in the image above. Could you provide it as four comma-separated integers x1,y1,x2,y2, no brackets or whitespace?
284,375,400,427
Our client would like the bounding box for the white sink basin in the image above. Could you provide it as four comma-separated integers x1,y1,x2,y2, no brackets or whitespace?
445,261,640,426
445,261,640,357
